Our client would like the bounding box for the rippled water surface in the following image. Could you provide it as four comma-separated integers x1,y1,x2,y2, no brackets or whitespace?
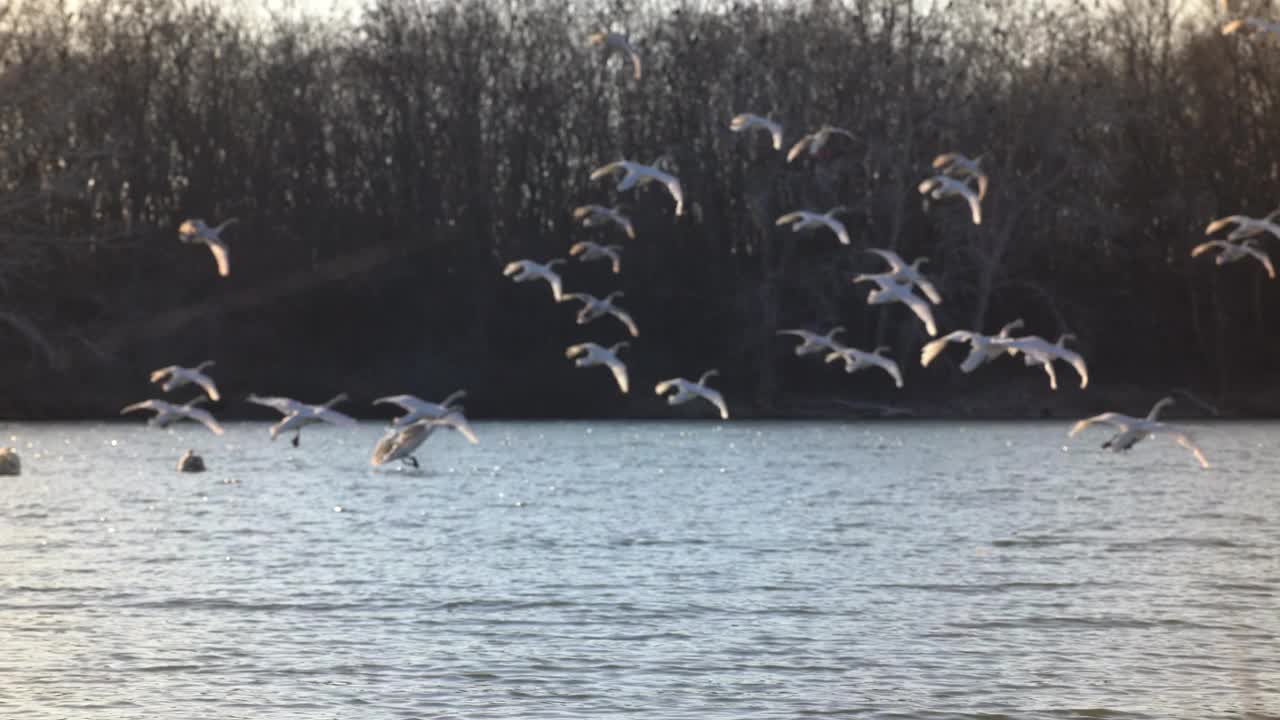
1,420,1278,719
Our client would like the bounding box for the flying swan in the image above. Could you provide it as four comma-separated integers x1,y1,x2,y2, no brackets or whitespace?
654,369,729,419
560,291,639,337
374,390,467,428
918,175,983,225
572,205,636,239
121,397,225,435
503,258,567,302
730,113,783,151
150,361,220,401
370,412,479,468
920,319,1025,371
823,343,904,388
775,207,853,246
787,125,856,163
851,272,938,336
865,248,942,304
247,393,357,447
1191,238,1276,279
569,241,623,274
776,326,847,357
590,160,684,217
1068,396,1209,469
178,217,236,277
566,341,630,394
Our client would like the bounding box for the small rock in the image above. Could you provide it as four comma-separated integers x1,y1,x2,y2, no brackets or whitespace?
177,449,206,473
0,448,20,476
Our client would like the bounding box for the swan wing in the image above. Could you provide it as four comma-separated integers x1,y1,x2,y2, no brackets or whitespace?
916,277,943,305
920,331,970,367
1171,432,1211,469
149,366,175,383
661,176,684,216
1068,412,1127,437
609,306,640,337
821,216,850,245
1245,246,1277,278
900,290,938,336
866,248,906,271
206,240,230,277
699,387,730,419
976,173,989,202
590,161,628,181
1190,240,1224,258
565,343,590,360
618,215,636,239
191,372,221,402
373,395,426,412
785,135,812,163
247,394,302,415
1059,348,1090,389
182,406,226,435
548,271,563,302
654,378,679,396
964,188,983,225
605,355,629,394
1205,216,1243,235
775,211,804,226
875,356,904,388
316,407,358,427
121,399,162,415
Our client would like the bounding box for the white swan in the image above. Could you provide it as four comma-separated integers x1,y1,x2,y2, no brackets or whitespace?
920,319,1025,371
503,258,566,302
655,369,729,419
1204,211,1280,242
851,273,938,336
149,361,220,401
730,113,783,151
569,241,623,274
823,343,904,388
587,31,641,80
786,125,856,163
1221,17,1280,36
993,333,1089,390
560,291,639,337
572,204,636,239
865,248,942,304
177,218,235,277
373,390,467,428
931,152,989,201
1191,238,1276,279
776,326,846,357
590,160,684,217
370,411,479,468
775,207,852,246
566,341,629,394
247,393,356,446
918,175,982,225
1068,396,1209,469
121,397,225,435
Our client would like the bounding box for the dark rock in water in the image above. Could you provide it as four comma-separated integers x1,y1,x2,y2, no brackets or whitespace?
178,450,206,473
0,448,20,476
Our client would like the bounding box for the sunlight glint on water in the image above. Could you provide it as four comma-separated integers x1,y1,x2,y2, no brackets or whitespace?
0,421,1276,719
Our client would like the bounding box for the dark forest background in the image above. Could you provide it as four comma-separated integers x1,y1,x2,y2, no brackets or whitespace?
0,0,1276,420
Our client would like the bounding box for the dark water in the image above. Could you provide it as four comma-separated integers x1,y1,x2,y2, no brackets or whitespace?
0,421,1276,719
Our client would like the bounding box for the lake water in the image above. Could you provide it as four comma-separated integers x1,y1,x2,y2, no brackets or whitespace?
1,420,1277,719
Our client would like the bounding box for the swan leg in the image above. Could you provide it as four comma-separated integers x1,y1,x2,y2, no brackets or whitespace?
403,456,419,469
291,430,301,448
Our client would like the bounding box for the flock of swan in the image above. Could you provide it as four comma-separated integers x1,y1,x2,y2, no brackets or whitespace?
116,15,1280,471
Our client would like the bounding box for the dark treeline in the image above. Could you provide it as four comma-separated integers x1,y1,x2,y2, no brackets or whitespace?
0,0,1275,419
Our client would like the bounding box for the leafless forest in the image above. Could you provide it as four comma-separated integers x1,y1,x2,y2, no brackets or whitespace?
0,0,1275,418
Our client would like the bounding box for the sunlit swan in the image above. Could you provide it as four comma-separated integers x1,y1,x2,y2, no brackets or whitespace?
587,31,641,80
865,248,942,304
1204,211,1280,242
1191,238,1275,279
994,333,1089,390
370,411,479,468
560,291,639,337
121,397,225,435
920,319,1025,371
178,218,236,277
823,343,904,388
150,361,220,401
1068,396,1209,469
572,204,636,239
851,273,938,336
776,326,846,357
590,160,684,217
247,393,356,447
1221,17,1280,36
569,241,623,274
786,125,856,163
177,449,206,473
374,390,467,428
503,258,566,301
775,207,852,245
730,113,783,151
931,152,989,201
655,369,729,419
918,175,982,225
0,448,19,475
566,341,629,394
